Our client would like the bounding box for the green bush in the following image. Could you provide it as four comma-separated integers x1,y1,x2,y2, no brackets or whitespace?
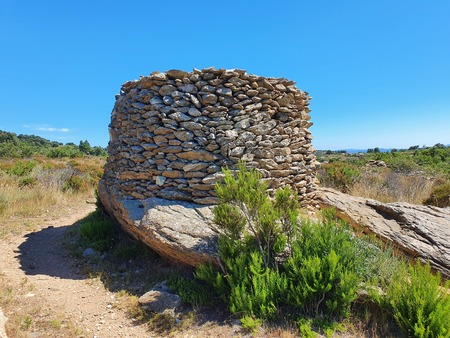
62,173,93,193
6,160,37,176
167,274,216,306
284,216,361,317
79,211,114,251
318,162,361,192
424,182,450,207
19,176,37,187
195,238,287,319
385,260,450,338
213,163,295,269
196,165,365,321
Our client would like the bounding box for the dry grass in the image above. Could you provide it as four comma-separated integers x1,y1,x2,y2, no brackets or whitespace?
350,168,435,204
0,156,105,237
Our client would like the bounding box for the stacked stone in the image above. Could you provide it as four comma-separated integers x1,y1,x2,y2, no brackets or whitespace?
103,67,320,205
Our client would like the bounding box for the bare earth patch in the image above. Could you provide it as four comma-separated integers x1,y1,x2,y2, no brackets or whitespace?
0,203,153,337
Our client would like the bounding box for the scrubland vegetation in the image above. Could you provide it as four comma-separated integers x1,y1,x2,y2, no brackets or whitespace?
166,164,450,337
1,131,450,337
317,143,450,207
0,157,104,234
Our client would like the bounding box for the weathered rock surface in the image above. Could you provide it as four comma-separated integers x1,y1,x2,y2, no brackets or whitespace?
318,187,450,278
138,281,182,314
98,181,219,267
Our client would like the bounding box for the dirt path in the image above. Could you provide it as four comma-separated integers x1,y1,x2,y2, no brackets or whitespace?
0,204,151,338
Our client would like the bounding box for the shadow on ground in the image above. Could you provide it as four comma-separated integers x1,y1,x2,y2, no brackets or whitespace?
16,217,89,280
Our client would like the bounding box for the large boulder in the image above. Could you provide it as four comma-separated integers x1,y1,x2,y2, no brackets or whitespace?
318,187,450,278
98,181,219,267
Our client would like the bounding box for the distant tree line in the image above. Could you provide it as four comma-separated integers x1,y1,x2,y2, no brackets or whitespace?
0,130,107,158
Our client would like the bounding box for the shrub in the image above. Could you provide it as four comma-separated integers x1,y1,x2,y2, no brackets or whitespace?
62,173,93,193
424,181,450,207
196,165,364,321
284,215,361,317
6,160,37,176
241,315,262,335
318,162,361,193
167,274,216,306
385,260,450,337
19,177,37,187
79,211,114,251
195,239,287,319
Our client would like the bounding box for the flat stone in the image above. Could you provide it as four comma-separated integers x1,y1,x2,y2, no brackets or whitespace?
155,175,166,186
159,85,177,96
216,87,233,96
183,162,209,172
173,130,194,142
247,120,277,135
177,150,219,161
319,187,450,278
188,107,202,117
179,83,197,93
168,112,191,122
166,69,188,79
202,93,218,105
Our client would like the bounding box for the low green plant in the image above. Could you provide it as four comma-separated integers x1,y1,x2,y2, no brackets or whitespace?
7,160,37,176
424,181,450,207
298,318,318,338
384,260,450,338
284,216,361,318
196,165,368,322
167,274,216,306
19,176,37,187
79,210,115,251
318,162,361,193
241,315,262,335
148,312,177,335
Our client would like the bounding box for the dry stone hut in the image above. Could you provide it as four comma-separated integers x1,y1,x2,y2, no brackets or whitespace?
98,68,320,266
101,67,320,206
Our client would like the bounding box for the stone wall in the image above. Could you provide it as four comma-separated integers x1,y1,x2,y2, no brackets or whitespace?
102,67,319,205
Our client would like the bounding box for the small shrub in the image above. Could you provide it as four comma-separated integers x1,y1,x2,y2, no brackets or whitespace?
148,312,177,335
424,181,450,207
284,213,362,318
167,275,216,306
298,318,318,338
62,173,92,193
6,160,37,176
79,211,114,251
385,260,450,337
19,176,37,187
241,315,262,335
318,162,361,193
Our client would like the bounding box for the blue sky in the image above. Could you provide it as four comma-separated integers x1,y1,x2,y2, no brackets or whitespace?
1,0,449,150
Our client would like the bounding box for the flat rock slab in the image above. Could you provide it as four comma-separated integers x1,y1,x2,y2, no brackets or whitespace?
318,187,450,278
98,180,219,267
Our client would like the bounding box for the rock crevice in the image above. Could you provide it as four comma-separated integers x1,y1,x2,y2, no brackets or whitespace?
318,187,450,278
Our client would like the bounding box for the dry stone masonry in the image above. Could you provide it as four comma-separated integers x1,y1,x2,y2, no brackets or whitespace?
102,67,319,206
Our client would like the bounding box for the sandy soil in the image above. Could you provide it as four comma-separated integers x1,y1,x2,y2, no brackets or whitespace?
0,203,153,338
